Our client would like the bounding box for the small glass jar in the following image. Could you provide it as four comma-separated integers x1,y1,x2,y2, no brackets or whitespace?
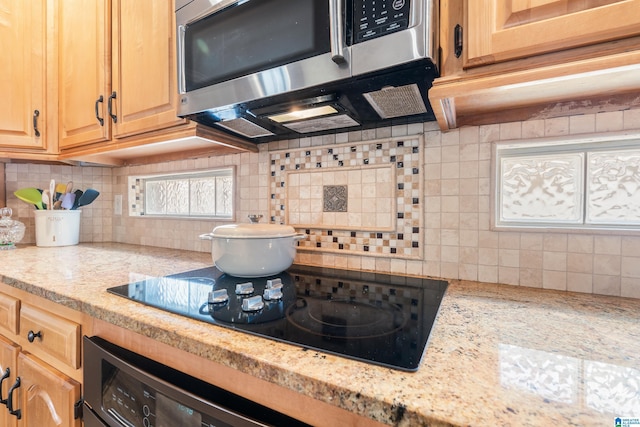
0,207,25,250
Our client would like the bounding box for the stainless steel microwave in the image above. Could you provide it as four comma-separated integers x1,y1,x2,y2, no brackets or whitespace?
176,0,439,142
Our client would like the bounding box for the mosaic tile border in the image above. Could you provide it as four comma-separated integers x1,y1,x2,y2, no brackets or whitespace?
269,136,424,260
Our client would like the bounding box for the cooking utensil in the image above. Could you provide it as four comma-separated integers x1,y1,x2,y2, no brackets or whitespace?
71,190,83,210
199,218,307,277
55,183,67,199
49,179,56,205
76,189,100,208
61,192,76,210
41,190,51,210
59,181,75,209
14,188,45,210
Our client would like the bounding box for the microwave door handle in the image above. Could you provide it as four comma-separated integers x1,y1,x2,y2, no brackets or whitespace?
329,0,346,64
177,25,187,93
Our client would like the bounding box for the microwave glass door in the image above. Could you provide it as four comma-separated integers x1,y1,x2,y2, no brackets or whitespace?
184,0,331,91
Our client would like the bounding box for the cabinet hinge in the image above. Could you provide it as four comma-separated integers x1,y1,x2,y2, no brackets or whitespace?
74,399,84,420
454,24,463,58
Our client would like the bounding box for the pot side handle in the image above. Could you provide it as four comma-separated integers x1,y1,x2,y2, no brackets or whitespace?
199,233,214,240
293,233,307,241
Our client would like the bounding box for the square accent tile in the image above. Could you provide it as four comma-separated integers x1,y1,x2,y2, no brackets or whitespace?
324,185,348,212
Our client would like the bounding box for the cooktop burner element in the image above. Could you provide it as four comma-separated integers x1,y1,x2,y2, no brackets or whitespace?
107,265,448,371
286,298,406,339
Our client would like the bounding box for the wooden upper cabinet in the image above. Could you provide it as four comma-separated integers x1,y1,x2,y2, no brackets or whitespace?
111,0,185,138
59,0,186,150
58,0,111,149
430,0,640,131
466,0,640,67
0,0,47,150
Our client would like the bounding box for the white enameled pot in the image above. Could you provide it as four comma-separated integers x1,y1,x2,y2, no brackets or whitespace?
199,223,306,278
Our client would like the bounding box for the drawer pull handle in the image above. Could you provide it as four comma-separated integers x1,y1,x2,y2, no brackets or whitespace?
0,367,10,405
27,330,42,342
7,377,21,419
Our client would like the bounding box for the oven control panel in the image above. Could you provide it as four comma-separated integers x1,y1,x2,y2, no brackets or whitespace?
353,0,411,43
102,362,209,427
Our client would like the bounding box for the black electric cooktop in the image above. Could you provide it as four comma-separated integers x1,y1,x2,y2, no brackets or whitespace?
107,265,448,371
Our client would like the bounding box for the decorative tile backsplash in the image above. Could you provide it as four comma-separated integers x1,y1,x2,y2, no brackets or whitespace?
5,109,640,299
269,136,424,260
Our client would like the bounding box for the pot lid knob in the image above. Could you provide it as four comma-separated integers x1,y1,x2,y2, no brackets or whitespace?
248,214,263,223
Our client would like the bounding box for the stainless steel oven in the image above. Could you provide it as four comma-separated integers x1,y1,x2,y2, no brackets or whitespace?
83,336,309,427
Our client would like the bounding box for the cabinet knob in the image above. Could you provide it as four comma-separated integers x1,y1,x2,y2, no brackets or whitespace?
27,330,42,343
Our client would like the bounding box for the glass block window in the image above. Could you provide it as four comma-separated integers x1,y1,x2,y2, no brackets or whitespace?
128,168,234,218
587,150,640,225
495,138,640,230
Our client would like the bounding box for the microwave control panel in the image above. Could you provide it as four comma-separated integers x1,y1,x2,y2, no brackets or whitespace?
353,0,411,43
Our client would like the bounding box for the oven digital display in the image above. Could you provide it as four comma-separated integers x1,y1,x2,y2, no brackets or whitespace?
156,393,202,427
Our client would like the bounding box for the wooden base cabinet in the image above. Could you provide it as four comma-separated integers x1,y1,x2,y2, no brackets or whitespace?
0,338,80,427
0,289,82,427
14,353,81,427
0,336,20,427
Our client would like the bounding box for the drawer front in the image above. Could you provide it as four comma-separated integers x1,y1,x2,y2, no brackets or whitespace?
0,292,19,335
20,304,80,369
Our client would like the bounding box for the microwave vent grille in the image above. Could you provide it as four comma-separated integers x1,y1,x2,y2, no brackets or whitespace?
217,118,275,139
363,84,427,119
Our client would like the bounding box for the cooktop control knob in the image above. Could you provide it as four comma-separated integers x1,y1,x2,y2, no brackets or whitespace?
235,282,254,295
241,295,264,312
263,287,283,301
266,278,283,290
208,289,229,304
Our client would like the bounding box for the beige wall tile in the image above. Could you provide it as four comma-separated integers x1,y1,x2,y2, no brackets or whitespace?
9,108,640,300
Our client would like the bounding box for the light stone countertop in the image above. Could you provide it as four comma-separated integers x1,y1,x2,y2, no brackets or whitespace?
1,243,639,426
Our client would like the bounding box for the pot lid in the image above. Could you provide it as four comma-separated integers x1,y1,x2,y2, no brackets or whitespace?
211,223,297,239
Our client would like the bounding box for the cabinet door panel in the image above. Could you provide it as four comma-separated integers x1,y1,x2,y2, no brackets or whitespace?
17,352,81,427
19,305,81,369
0,292,20,336
466,0,640,66
0,337,20,427
112,0,185,138
59,0,111,149
0,0,46,149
